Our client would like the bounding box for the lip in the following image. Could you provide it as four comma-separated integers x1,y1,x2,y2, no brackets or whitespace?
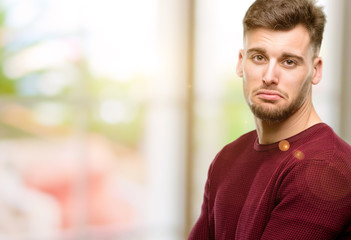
256,90,284,101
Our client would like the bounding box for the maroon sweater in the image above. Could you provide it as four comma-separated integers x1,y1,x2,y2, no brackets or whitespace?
189,123,351,240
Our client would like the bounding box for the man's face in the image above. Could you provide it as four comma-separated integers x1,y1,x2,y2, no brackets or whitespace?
236,25,322,122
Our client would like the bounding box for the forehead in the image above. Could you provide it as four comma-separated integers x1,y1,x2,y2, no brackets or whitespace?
243,25,313,57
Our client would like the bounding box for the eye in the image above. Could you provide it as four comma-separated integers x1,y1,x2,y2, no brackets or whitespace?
252,54,266,63
283,59,296,67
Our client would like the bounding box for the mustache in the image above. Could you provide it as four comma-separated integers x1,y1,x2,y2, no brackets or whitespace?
253,85,289,99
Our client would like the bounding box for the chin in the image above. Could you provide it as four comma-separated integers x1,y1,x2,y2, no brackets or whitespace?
250,103,294,123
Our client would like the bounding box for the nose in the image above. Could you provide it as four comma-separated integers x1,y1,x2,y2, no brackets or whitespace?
263,61,279,85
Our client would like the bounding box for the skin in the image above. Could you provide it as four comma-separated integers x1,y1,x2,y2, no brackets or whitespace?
236,24,323,144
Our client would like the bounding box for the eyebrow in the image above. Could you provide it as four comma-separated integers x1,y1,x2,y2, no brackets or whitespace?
281,53,305,63
246,47,305,63
246,47,266,55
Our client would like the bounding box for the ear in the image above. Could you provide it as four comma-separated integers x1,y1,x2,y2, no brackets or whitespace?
236,50,244,78
311,57,322,85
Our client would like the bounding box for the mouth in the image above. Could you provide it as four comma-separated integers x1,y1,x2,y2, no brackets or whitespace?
255,89,284,101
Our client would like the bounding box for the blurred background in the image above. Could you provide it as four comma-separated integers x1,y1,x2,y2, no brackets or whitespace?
0,0,350,239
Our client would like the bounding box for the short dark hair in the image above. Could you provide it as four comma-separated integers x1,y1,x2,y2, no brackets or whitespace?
243,0,326,53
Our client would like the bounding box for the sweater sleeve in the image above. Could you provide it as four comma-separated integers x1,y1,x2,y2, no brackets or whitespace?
261,159,351,240
188,163,214,240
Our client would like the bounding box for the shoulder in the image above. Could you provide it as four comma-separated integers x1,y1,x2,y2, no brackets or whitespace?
278,157,351,208
208,129,257,175
293,123,351,163
222,129,257,152
214,129,257,161
279,124,351,203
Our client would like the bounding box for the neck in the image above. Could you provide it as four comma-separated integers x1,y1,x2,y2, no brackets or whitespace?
255,98,322,144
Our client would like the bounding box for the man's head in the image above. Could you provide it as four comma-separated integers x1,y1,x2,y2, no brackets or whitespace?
236,0,326,123
243,0,326,55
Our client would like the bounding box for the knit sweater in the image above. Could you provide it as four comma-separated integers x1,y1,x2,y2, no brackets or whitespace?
189,123,351,240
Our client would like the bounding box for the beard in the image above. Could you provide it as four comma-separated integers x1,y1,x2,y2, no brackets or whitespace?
247,79,311,123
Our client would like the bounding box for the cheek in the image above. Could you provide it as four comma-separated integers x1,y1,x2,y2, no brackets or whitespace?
242,76,252,95
243,73,261,95
283,72,311,99
289,71,311,90
243,61,265,80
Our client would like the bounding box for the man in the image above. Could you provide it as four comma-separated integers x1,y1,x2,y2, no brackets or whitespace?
188,0,351,239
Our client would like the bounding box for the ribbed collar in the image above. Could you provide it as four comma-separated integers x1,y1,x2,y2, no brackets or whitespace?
253,123,327,151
